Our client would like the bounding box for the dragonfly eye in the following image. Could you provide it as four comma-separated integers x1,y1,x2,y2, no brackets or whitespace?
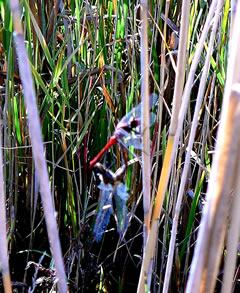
130,118,139,129
120,117,139,133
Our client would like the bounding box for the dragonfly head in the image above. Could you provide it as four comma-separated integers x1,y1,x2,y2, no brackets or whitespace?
117,117,140,134
93,163,116,185
129,117,140,129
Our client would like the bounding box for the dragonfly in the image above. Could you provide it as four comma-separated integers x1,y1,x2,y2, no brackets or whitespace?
92,163,129,242
89,94,158,169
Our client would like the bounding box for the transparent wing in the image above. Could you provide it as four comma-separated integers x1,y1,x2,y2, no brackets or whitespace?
117,103,142,126
113,183,129,240
93,188,113,242
116,183,129,201
98,182,113,191
117,93,158,126
122,134,142,149
116,112,156,150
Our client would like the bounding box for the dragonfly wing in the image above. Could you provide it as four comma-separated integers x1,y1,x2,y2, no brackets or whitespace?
120,111,156,132
98,182,113,191
149,93,158,108
93,189,113,242
118,94,158,126
122,135,142,149
149,112,156,127
116,111,156,150
118,103,142,125
116,183,129,201
113,183,129,239
115,127,142,149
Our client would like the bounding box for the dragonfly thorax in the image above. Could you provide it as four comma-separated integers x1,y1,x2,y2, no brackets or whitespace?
116,117,140,134
93,163,116,185
129,117,140,129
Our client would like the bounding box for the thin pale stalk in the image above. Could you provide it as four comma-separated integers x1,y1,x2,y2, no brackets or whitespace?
169,0,190,135
152,0,217,232
0,129,12,293
186,87,240,293
221,110,240,293
162,0,222,291
9,1,67,292
140,0,150,248
137,0,218,290
159,0,169,95
186,1,240,290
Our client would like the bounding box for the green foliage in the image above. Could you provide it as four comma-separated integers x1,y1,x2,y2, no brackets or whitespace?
0,0,230,291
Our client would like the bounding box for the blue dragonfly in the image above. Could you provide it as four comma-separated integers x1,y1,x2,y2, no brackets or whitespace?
92,163,129,242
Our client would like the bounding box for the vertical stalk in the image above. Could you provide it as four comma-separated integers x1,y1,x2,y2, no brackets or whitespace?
162,0,222,290
186,0,240,290
140,0,150,248
221,111,240,293
9,1,67,292
137,0,218,290
186,85,240,293
0,127,12,293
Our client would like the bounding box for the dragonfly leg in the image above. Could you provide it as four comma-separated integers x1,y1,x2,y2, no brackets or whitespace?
119,144,128,174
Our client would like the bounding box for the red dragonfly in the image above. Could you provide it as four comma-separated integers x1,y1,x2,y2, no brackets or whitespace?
89,94,157,169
